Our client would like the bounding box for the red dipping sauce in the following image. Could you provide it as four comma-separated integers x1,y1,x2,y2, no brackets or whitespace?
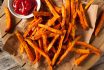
12,0,37,15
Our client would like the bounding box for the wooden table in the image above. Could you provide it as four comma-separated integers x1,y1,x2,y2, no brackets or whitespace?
0,0,104,70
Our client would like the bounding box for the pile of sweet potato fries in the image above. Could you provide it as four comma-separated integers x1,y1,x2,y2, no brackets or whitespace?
13,0,103,70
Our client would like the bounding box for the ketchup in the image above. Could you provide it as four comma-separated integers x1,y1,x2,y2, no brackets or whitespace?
12,0,37,15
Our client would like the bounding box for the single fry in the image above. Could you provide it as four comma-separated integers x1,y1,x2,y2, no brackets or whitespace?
80,3,89,29
33,11,52,17
25,38,52,65
76,41,101,55
4,7,11,32
47,16,57,26
23,18,42,37
74,54,89,65
38,39,43,49
57,36,81,64
73,48,90,54
71,0,76,18
70,19,76,39
77,10,87,30
38,24,62,34
33,50,40,64
18,44,24,54
47,34,59,51
52,31,65,65
95,12,104,36
42,33,48,52
15,31,35,61
85,0,94,10
61,5,66,27
45,0,60,18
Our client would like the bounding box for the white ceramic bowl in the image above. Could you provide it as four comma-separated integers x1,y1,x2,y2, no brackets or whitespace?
8,0,41,19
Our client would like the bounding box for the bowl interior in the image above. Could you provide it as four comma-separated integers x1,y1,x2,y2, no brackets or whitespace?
8,0,41,19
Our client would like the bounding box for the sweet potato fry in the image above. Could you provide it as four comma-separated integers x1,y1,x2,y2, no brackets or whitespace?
38,24,62,34
73,48,90,54
38,39,43,49
95,12,104,36
52,31,66,65
71,0,76,18
33,11,52,17
23,18,42,37
57,36,81,65
15,31,35,61
33,50,40,64
80,3,89,29
76,41,101,55
47,16,58,26
61,5,66,28
42,33,48,52
85,0,94,10
70,19,76,39
25,38,52,65
74,54,89,65
77,10,87,30
18,44,24,54
4,7,11,32
45,0,60,18
47,34,59,51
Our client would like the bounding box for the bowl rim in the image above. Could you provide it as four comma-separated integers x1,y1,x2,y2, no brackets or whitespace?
8,0,41,19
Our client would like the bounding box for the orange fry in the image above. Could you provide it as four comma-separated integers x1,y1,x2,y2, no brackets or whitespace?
33,11,52,17
76,41,101,55
57,36,81,64
47,34,59,51
71,0,76,18
73,48,90,54
18,44,24,54
61,5,66,27
42,33,48,52
15,31,35,61
33,50,40,64
45,0,60,18
85,0,94,10
23,18,42,37
80,3,89,29
38,24,62,34
52,31,65,65
74,54,89,65
95,12,104,36
77,10,87,30
25,38,52,65
4,7,11,32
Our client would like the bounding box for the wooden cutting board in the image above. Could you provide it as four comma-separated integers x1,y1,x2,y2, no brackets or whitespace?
0,0,104,70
